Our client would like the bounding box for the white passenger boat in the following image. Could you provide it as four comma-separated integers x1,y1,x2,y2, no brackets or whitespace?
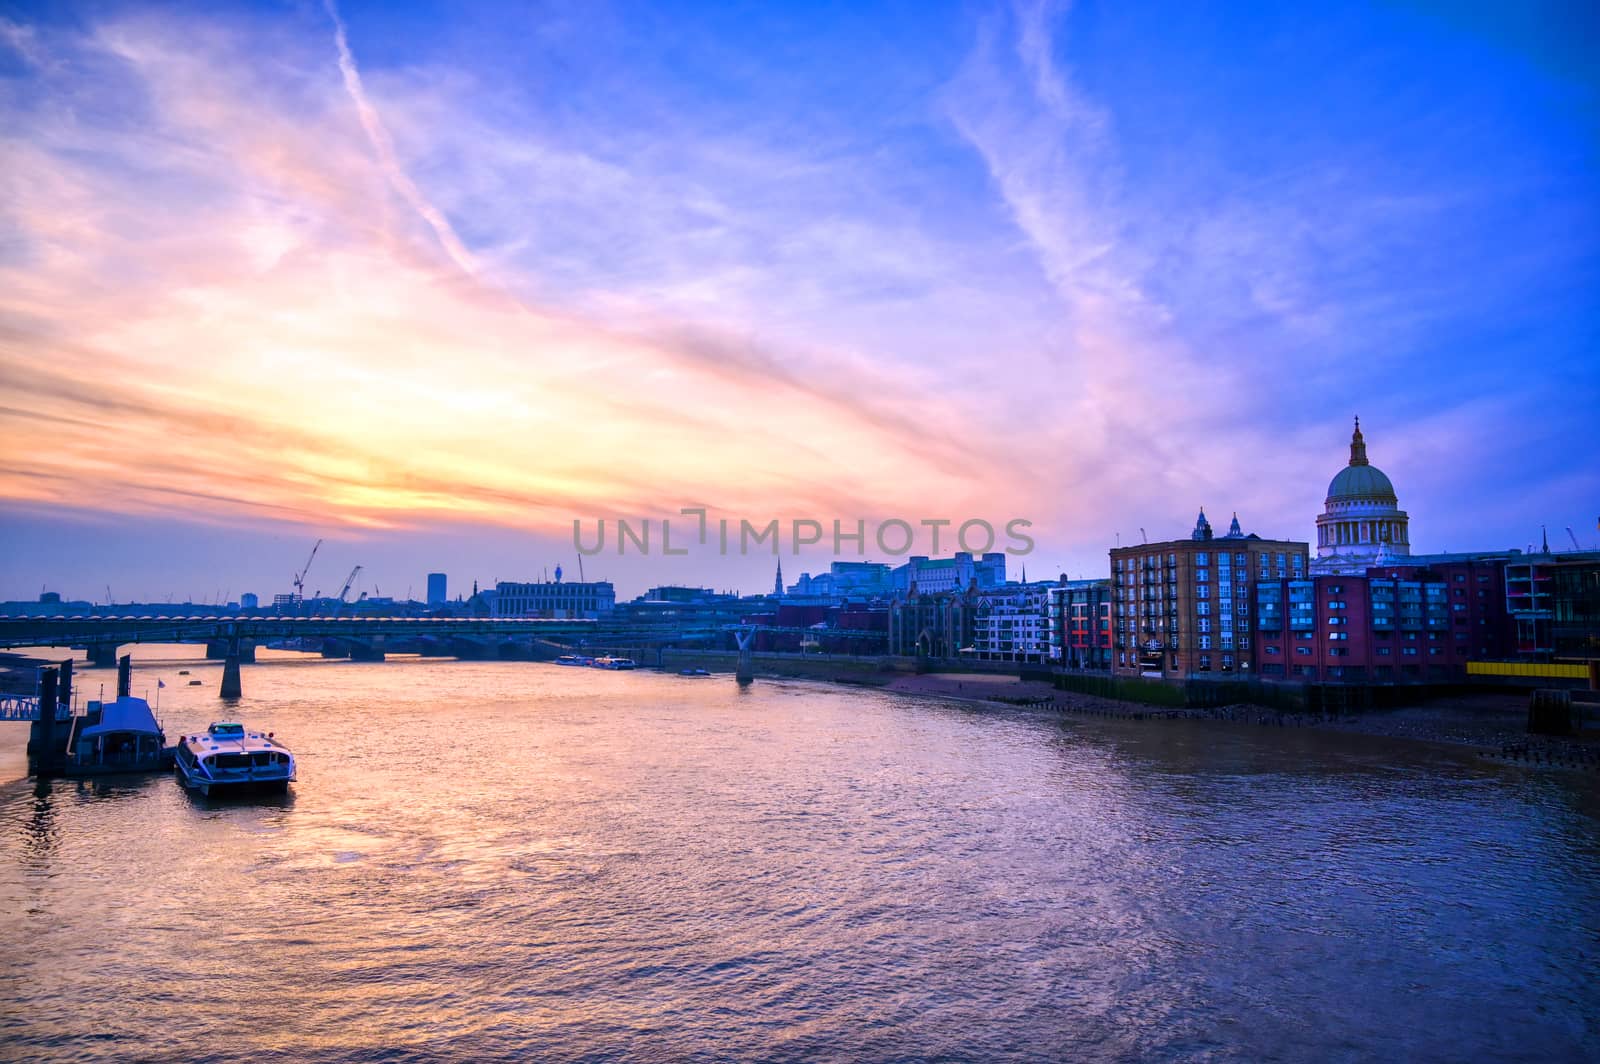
592,656,638,670
554,654,593,667
174,722,296,796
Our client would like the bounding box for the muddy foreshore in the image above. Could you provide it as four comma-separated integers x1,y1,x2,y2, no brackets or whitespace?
812,668,1600,774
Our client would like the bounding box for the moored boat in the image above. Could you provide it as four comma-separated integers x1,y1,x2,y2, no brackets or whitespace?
678,668,711,677
175,722,296,796
593,656,638,670
62,696,171,776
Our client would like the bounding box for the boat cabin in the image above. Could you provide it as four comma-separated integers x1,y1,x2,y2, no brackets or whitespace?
66,696,166,774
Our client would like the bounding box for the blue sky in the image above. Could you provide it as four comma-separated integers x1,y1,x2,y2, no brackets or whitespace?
0,0,1595,602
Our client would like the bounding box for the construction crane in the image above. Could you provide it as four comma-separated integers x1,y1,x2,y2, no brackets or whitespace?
292,538,323,601
338,565,363,602
1568,527,1582,552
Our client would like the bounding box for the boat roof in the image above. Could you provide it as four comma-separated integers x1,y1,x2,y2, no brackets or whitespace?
80,696,162,738
182,724,290,756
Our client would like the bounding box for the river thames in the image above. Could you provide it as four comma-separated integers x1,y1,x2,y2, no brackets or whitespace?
2,649,1597,1062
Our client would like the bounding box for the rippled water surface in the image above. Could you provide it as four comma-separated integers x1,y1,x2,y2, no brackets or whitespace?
3,650,1598,1062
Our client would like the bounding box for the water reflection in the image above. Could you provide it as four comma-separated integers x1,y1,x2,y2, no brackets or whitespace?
0,661,1595,1063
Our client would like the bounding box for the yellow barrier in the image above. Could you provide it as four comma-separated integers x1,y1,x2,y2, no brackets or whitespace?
1467,661,1587,679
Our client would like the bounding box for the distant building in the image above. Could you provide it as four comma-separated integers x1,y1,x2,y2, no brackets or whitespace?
970,584,1054,663
272,593,299,612
40,591,61,604
426,573,447,606
1048,579,1113,671
638,586,729,604
240,592,259,610
739,601,889,653
1112,511,1309,678
787,561,894,599
1501,549,1600,660
892,552,1006,595
1313,419,1410,575
887,585,978,659
492,579,615,619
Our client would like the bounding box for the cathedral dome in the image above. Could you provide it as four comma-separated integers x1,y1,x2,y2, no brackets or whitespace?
1327,463,1395,501
1325,417,1395,500
1313,417,1409,575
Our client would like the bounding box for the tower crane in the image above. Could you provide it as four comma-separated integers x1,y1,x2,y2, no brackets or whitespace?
338,565,363,602
1568,527,1582,552
292,538,323,601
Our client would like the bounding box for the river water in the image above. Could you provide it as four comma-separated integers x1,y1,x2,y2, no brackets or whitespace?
2,649,1597,1062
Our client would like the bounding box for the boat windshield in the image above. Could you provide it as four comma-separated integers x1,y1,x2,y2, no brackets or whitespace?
208,723,246,738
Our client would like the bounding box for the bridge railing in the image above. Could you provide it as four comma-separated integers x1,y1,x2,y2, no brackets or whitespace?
0,694,67,722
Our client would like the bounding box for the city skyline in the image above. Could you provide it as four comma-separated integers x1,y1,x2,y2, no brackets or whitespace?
3,0,1596,602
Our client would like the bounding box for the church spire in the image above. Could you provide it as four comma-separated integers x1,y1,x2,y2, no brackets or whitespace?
1191,508,1213,541
773,559,784,597
1349,416,1369,466
1227,512,1243,538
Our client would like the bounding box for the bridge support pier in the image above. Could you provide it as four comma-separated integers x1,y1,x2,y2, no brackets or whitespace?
216,627,243,699
117,654,132,699
220,655,242,699
735,628,755,686
320,638,349,659
207,639,256,663
348,637,386,662
89,643,118,669
26,667,62,777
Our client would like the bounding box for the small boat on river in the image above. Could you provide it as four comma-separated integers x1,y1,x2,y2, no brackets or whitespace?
678,668,711,677
593,657,638,670
175,722,296,796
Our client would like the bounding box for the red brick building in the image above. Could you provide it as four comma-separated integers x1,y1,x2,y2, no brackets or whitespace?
1250,555,1514,683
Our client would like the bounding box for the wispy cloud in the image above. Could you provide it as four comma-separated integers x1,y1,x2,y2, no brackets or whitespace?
0,6,1040,551
322,0,479,279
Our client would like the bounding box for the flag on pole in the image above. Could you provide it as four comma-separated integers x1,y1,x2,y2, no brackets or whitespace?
157,679,166,689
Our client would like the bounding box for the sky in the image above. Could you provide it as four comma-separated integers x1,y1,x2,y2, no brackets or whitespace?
1,0,1596,603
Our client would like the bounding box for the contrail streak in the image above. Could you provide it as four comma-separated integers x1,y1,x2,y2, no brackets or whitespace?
323,0,478,277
